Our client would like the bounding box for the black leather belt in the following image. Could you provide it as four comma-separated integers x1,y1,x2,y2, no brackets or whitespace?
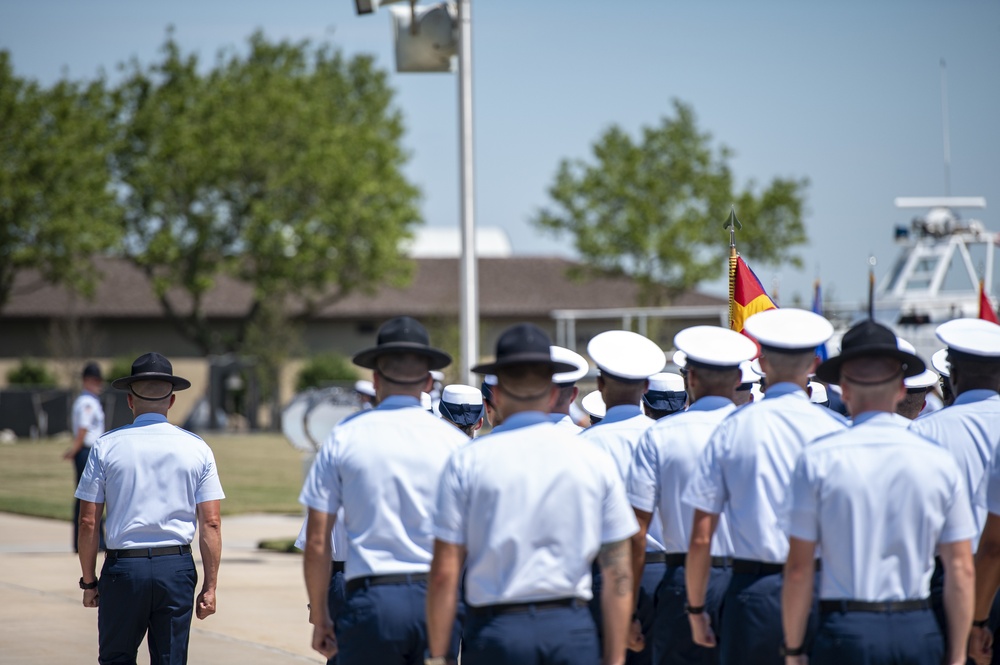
107,544,191,558
468,597,586,616
332,561,345,575
731,558,822,575
820,598,931,613
346,573,428,595
658,552,732,568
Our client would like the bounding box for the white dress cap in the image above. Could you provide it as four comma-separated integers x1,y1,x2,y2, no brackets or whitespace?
483,374,498,386
895,337,939,389
935,318,1000,359
354,379,376,397
808,381,828,404
740,360,761,385
750,383,765,401
581,390,606,418
550,346,589,384
743,308,834,351
430,370,445,382
420,392,432,410
930,349,950,378
648,372,685,392
750,358,765,377
672,350,687,369
441,383,484,406
674,326,758,369
587,330,665,380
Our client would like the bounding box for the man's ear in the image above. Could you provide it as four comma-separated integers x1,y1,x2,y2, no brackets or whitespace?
473,418,484,432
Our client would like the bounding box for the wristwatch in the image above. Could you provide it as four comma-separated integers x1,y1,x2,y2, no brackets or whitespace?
779,643,805,657
79,577,98,590
684,601,705,615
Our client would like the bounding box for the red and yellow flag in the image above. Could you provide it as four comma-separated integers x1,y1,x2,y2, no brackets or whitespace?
979,280,999,324
731,256,777,334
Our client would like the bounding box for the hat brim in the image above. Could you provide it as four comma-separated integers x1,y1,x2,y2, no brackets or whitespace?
815,347,925,385
111,373,191,392
472,352,576,376
353,342,452,371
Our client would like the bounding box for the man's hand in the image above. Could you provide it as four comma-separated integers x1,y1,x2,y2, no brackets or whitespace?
311,618,338,659
63,447,77,461
82,587,99,608
626,617,645,652
969,626,993,665
688,613,717,647
196,587,216,619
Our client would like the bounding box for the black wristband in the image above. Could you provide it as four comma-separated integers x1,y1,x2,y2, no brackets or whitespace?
974,617,990,629
780,643,806,657
79,577,98,590
684,601,705,615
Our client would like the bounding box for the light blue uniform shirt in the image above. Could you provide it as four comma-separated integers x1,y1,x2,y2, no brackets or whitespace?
580,404,666,552
788,411,976,601
294,508,348,562
72,390,105,447
299,395,468,581
549,412,584,433
629,396,735,557
434,411,639,606
910,390,1000,550
75,413,225,550
682,383,846,562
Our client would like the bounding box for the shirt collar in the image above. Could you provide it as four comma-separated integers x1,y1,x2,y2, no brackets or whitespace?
763,382,807,400
490,411,551,434
953,389,1000,406
548,413,572,424
376,395,423,411
592,404,642,426
133,413,168,425
687,395,733,412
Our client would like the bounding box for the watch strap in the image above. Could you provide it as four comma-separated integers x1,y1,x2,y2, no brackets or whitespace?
79,577,98,590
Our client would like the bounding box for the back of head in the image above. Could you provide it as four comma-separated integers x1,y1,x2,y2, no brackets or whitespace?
376,353,432,397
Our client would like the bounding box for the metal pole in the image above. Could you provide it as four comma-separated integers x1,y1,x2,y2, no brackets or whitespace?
940,59,951,196
457,0,478,385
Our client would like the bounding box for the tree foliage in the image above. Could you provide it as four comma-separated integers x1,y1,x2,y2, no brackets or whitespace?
533,100,808,304
0,52,120,312
113,32,421,354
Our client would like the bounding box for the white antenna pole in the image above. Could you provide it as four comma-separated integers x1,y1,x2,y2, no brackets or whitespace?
940,58,952,196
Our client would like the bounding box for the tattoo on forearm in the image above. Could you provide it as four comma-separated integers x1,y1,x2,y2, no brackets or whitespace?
599,539,633,597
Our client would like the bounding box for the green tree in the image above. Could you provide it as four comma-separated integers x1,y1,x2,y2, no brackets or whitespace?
113,32,420,354
533,100,808,304
0,51,121,313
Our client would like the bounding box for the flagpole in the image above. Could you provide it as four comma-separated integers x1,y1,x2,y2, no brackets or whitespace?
867,256,877,320
725,207,742,330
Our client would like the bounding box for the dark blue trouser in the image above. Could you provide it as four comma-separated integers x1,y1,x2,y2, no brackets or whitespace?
73,446,105,552
97,550,197,664
462,602,600,665
326,568,346,665
718,571,818,665
628,561,667,665
652,564,732,665
335,578,461,665
811,608,943,665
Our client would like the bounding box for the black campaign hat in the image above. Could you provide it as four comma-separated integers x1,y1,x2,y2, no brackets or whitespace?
111,352,191,391
82,362,103,380
352,316,451,370
472,323,576,375
815,320,925,384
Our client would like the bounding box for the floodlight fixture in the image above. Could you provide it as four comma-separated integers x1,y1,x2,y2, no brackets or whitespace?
391,2,457,73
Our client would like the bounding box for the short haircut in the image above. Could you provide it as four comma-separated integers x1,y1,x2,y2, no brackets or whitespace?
376,353,431,385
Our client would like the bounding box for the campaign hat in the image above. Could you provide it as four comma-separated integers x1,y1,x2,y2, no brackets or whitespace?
82,362,103,380
472,323,576,375
353,316,451,370
815,320,924,384
111,352,191,391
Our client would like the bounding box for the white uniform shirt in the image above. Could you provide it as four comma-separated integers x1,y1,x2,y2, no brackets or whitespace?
74,413,225,549
910,390,1000,550
580,404,666,552
294,508,348,562
682,383,846,562
629,396,735,557
787,411,976,601
72,390,105,447
549,413,584,433
434,411,639,606
299,395,467,581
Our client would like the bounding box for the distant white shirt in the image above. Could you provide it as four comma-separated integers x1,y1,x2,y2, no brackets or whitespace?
294,508,348,562
75,413,225,549
910,390,1000,551
788,411,975,600
299,395,468,581
434,412,639,607
629,396,735,557
682,383,846,563
72,390,104,447
549,412,584,433
580,404,666,552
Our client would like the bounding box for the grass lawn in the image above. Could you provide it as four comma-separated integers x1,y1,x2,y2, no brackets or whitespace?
0,432,311,521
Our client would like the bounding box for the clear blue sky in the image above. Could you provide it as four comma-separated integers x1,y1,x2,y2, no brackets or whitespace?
2,0,998,306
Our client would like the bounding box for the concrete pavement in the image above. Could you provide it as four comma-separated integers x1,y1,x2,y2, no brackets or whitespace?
0,512,325,664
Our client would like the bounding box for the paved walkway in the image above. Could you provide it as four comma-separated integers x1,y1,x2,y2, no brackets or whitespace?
0,512,324,664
